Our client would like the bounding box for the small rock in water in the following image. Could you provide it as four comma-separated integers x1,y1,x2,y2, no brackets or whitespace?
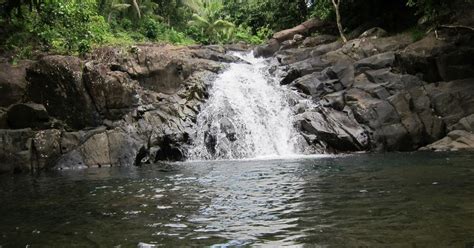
359,189,368,193
432,182,439,185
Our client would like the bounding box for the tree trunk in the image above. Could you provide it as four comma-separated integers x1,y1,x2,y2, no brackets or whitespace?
131,0,141,19
331,0,347,43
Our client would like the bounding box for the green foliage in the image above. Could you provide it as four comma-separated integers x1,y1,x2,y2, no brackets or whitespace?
1,0,195,58
310,0,334,21
2,0,466,59
223,0,308,33
140,17,193,44
406,0,448,23
183,0,264,44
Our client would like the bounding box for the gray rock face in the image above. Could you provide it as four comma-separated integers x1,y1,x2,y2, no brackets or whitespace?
26,55,100,129
0,45,234,173
0,60,32,107
0,129,34,173
354,52,395,73
1,25,473,172
253,39,281,58
275,27,474,154
302,35,337,48
297,108,369,151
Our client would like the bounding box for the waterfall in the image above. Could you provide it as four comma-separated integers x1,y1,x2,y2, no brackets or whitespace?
188,52,301,160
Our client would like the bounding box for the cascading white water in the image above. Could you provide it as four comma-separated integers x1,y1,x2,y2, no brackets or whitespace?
188,52,301,160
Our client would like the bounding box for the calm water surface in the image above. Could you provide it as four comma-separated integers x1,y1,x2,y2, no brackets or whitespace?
1,152,474,247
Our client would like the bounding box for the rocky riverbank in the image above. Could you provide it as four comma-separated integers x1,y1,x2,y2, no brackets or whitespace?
257,25,474,154
0,44,250,173
1,20,473,174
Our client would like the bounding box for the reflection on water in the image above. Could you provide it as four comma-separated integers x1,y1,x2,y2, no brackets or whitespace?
1,152,474,247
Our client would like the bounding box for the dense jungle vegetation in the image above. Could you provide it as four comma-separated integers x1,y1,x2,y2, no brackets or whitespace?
0,0,469,58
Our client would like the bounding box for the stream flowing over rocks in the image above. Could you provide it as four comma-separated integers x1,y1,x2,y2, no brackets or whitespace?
1,23,474,173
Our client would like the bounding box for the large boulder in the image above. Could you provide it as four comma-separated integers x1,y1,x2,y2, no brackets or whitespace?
56,128,144,169
354,52,395,73
394,32,473,82
26,55,101,129
436,48,474,81
83,62,139,120
253,39,281,58
426,78,474,127
0,60,33,107
297,108,369,151
32,129,62,170
449,114,474,132
302,35,338,48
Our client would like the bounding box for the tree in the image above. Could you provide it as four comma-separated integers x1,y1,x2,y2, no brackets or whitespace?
183,0,236,43
331,0,347,42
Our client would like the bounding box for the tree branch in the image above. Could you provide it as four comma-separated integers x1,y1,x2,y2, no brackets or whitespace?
439,25,474,32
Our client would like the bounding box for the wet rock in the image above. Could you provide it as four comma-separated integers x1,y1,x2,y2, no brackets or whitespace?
60,131,83,154
32,129,62,170
253,39,281,58
6,103,49,129
154,134,185,161
107,129,143,166
0,129,34,173
376,123,411,151
298,109,368,151
78,132,111,168
56,128,145,168
220,117,236,142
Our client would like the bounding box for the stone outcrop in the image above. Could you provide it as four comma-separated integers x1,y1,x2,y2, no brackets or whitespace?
0,44,235,173
1,19,473,174
270,25,474,153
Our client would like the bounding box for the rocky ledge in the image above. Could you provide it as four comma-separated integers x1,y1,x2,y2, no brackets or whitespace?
256,24,474,154
0,44,248,173
1,21,474,174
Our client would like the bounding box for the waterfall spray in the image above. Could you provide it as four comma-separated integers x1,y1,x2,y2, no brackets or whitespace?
188,52,301,160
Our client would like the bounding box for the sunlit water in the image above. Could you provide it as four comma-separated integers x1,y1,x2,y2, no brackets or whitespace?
1,152,474,247
188,53,301,160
